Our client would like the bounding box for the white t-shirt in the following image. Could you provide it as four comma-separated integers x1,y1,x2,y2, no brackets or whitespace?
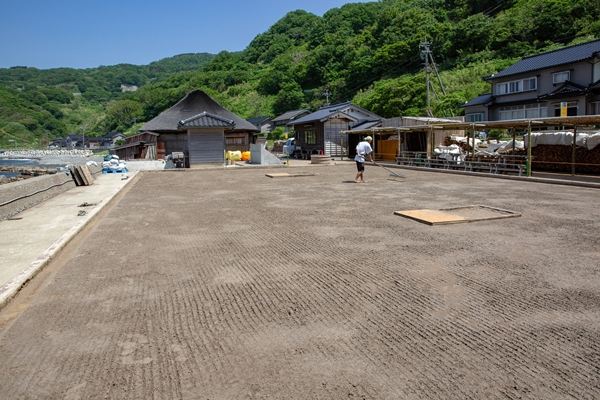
354,141,373,162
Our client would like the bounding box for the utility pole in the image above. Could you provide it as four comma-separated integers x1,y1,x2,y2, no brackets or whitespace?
81,126,85,149
133,117,137,134
323,90,330,107
420,39,432,117
420,38,447,118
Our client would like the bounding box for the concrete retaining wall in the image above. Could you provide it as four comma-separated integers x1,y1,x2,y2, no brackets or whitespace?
125,160,168,171
0,165,101,220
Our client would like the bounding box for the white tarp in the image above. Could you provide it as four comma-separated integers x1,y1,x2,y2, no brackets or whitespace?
586,133,600,150
476,140,524,155
524,132,587,147
434,144,465,162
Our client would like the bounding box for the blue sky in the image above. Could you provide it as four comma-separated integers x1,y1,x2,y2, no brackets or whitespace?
0,0,357,70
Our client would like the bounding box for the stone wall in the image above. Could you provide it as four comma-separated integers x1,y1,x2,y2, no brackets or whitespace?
0,164,101,220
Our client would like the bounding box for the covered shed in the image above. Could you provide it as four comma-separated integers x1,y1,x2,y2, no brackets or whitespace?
138,90,259,166
287,102,381,157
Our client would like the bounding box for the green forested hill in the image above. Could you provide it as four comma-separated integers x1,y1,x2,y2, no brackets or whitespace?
1,0,599,148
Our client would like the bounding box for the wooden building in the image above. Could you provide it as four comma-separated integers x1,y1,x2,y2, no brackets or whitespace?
114,131,159,160
136,90,259,166
287,102,382,157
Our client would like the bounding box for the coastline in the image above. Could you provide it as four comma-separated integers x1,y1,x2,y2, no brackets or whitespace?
0,150,105,183
0,149,104,166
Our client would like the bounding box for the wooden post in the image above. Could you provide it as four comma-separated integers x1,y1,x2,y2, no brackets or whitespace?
471,123,476,159
526,120,532,177
571,125,577,175
511,128,516,152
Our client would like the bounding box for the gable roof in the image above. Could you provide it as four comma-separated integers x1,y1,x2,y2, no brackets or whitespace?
179,112,234,128
288,102,380,125
485,39,600,81
247,116,272,125
140,90,258,133
104,131,126,138
272,109,310,123
538,81,588,100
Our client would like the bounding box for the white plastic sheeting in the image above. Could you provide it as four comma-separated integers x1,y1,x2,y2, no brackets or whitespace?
524,132,588,147
586,133,600,150
434,144,465,161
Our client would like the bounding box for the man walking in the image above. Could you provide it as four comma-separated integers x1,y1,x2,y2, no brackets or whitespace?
354,136,373,183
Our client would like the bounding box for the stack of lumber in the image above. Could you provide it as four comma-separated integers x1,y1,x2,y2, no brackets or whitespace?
510,145,600,173
69,164,95,186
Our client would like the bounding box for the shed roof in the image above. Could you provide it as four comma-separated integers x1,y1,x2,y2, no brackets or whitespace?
460,93,493,108
140,90,258,133
485,39,600,80
351,120,382,130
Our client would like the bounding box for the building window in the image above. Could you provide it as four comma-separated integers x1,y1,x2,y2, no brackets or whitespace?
553,71,570,84
226,137,246,145
499,104,547,120
465,113,483,122
304,129,316,144
496,77,537,95
590,101,600,115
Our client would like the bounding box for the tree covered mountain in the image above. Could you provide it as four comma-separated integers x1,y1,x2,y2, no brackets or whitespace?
1,0,599,148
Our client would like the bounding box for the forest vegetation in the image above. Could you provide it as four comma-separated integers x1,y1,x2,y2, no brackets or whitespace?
1,0,598,147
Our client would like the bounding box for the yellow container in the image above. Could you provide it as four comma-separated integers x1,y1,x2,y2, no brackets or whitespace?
226,150,242,161
241,151,251,161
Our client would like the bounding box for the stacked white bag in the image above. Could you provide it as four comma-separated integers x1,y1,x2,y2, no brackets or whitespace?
102,155,127,171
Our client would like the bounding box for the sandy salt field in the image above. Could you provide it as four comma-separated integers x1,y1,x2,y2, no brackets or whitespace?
0,164,599,399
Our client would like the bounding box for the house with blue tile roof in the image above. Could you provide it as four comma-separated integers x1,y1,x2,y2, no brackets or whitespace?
286,102,381,158
461,39,600,122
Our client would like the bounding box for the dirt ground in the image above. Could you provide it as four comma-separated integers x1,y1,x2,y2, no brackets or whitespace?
1,163,599,399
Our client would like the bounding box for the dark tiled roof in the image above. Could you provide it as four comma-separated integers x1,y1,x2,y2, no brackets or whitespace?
589,79,600,90
140,90,258,133
351,120,382,130
485,39,600,80
247,116,271,125
459,93,493,108
289,102,361,125
104,131,125,138
179,112,234,128
272,109,310,123
538,81,587,100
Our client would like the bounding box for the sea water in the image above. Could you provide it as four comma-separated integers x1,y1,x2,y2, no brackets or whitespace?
0,158,63,179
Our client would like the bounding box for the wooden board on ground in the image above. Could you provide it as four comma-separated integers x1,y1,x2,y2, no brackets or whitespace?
69,166,84,186
75,166,89,186
266,172,317,178
78,165,95,185
395,205,521,225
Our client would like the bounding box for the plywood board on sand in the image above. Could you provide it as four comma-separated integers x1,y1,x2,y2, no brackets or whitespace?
395,205,521,225
266,172,317,178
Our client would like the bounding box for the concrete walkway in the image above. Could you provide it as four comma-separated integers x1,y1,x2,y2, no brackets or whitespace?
0,171,138,309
